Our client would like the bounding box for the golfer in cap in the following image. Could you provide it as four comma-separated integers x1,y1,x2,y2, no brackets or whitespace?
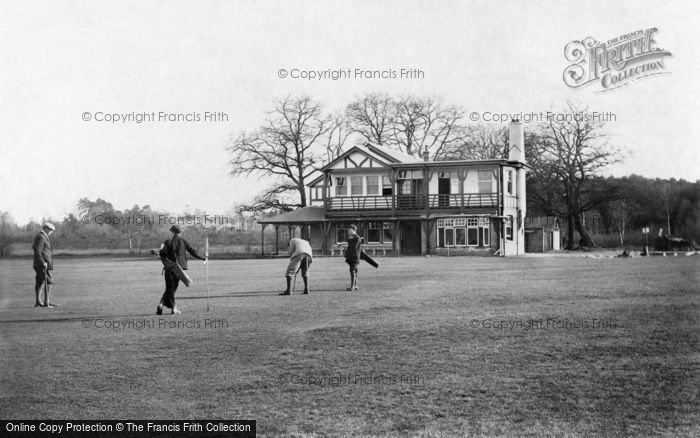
156,225,206,315
279,237,313,295
32,223,56,307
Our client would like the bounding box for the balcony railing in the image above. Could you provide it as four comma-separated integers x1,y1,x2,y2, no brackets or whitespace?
327,193,497,212
427,193,497,208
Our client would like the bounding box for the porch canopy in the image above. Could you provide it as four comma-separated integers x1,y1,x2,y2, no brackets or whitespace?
257,207,328,255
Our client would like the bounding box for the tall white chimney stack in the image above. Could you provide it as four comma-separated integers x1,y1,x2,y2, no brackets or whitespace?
508,120,525,162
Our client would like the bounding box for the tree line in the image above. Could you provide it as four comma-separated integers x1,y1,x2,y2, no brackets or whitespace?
2,94,697,254
0,199,265,257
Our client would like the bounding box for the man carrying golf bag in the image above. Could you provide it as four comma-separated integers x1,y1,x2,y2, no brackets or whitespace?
279,237,313,296
156,225,206,314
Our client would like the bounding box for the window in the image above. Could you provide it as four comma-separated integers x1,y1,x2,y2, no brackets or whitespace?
398,170,423,188
506,216,513,240
336,177,347,196
382,176,393,196
482,226,490,246
480,217,490,246
437,217,491,248
507,170,514,195
478,170,493,194
366,176,379,195
456,228,466,246
311,186,322,201
383,222,393,243
367,222,381,243
351,176,363,195
466,217,478,246
399,170,423,180
336,225,348,243
445,228,454,246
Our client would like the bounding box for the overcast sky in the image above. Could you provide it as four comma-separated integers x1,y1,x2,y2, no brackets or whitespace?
1,0,698,224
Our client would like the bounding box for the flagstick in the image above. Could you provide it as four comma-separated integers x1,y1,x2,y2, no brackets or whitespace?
205,233,210,312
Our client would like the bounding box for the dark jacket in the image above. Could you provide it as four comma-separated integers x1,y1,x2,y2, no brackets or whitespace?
345,234,362,262
32,231,52,271
159,235,204,270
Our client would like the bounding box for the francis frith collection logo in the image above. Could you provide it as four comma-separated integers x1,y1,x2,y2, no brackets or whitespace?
563,28,672,92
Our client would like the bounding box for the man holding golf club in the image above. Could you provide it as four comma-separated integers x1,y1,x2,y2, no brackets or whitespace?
32,222,56,307
279,237,313,295
156,225,206,314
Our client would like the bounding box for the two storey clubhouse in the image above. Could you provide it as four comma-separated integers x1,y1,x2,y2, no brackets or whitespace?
259,121,529,257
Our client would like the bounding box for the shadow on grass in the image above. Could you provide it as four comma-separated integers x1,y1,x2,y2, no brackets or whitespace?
177,289,352,299
0,313,156,324
177,291,276,300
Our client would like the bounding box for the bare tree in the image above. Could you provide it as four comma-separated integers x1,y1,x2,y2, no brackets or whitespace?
442,124,508,160
529,102,622,248
389,96,466,159
228,96,341,213
347,94,466,159
346,92,395,147
236,182,300,213
324,112,352,163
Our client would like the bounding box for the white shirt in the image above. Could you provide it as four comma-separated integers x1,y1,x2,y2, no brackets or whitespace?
288,238,313,260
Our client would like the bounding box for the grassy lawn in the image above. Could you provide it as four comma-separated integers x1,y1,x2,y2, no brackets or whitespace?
0,255,698,437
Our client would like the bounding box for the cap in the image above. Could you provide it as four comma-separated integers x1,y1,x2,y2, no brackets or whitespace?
43,222,56,231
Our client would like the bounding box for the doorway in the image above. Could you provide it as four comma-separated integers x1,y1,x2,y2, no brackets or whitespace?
400,221,422,255
438,178,450,208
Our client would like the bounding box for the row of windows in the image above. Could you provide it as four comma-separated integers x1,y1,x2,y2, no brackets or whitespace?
436,217,490,227
336,173,496,196
312,169,507,199
438,226,490,247
334,217,513,247
312,168,522,200
437,218,490,248
334,176,393,197
437,216,513,248
336,222,394,244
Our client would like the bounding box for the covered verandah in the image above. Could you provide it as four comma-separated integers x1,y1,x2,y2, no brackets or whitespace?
256,207,329,256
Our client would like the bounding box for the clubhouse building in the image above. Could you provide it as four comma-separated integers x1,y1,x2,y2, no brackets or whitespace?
259,121,529,257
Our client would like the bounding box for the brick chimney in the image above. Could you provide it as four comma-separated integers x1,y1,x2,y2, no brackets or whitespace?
422,148,430,162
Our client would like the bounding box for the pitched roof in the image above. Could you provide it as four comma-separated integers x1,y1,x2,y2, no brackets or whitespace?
365,144,421,164
317,144,422,174
257,206,327,224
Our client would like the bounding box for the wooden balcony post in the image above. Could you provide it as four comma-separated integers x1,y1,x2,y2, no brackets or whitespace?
323,173,330,211
392,221,399,255
389,170,397,216
424,167,431,215
261,223,267,256
458,168,467,213
274,224,280,255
